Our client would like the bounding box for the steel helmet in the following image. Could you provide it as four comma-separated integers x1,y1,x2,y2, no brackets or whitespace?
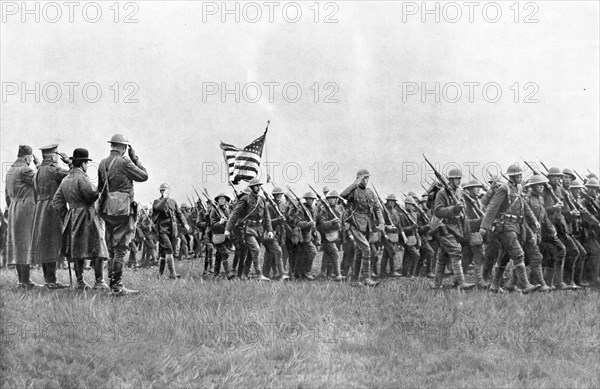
562,168,576,180
108,134,130,145
547,167,563,176
242,187,252,194
386,194,398,201
180,203,189,209
447,168,462,178
303,192,317,200
248,178,262,187
462,180,483,189
585,178,599,188
214,193,231,202
356,169,370,177
325,189,339,198
506,164,523,176
569,179,584,189
272,187,284,195
322,186,330,194
524,175,548,187
159,183,170,191
404,197,417,205
587,173,598,180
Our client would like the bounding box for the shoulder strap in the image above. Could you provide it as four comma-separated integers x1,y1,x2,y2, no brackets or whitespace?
103,157,118,193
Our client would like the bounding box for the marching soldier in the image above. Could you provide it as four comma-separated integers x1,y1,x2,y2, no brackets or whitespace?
340,169,384,287
432,168,475,290
30,144,71,289
177,203,192,261
263,187,289,280
544,167,583,289
224,179,273,281
414,196,434,278
461,181,488,288
399,197,421,278
98,134,147,296
479,164,541,294
5,145,41,288
52,148,109,290
568,179,599,286
287,192,319,280
526,175,567,290
208,193,236,280
152,183,190,279
317,190,344,281
582,178,600,286
380,194,402,277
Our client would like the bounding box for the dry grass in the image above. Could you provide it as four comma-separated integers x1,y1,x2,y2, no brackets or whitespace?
1,256,599,388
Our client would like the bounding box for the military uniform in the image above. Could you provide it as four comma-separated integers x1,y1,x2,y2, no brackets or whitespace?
152,186,188,278
480,165,540,294
317,190,343,281
287,193,318,280
208,194,235,279
460,181,488,287
340,169,384,286
225,180,274,280
98,135,148,294
5,145,40,287
263,188,289,280
399,200,421,277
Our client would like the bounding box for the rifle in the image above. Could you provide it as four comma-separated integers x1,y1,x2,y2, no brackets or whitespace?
539,160,550,174
286,186,314,223
588,168,596,177
522,158,562,205
228,182,240,198
308,183,339,221
469,172,490,191
420,182,428,192
462,193,484,218
422,154,469,233
372,184,408,243
574,169,586,183
201,188,227,219
260,186,285,220
192,186,207,213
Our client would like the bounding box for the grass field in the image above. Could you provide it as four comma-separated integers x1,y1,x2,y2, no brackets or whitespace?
1,256,599,389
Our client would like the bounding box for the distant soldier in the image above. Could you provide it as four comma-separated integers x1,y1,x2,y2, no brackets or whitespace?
224,179,273,281
98,134,148,295
52,149,109,290
31,144,71,289
525,175,564,290
317,190,344,281
379,194,402,277
177,203,192,260
480,164,541,294
5,145,41,288
340,169,384,287
432,168,475,290
152,183,189,279
209,193,236,280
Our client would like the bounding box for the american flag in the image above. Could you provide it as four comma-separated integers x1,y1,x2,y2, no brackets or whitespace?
220,131,267,184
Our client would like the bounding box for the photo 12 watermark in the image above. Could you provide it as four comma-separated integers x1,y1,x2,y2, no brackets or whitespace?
1,1,140,23
401,82,539,104
200,1,340,24
1,82,140,104
201,82,340,104
400,2,539,24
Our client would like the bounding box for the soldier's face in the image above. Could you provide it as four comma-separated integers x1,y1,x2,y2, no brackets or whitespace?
468,188,481,197
218,197,227,206
570,188,580,197
450,178,461,188
588,187,598,196
274,194,283,202
328,198,337,206
511,174,522,184
360,176,369,187
534,184,545,195
549,176,560,186
563,176,572,187
251,186,260,194
306,199,315,207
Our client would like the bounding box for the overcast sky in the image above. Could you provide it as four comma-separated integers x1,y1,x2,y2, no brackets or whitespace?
1,1,598,208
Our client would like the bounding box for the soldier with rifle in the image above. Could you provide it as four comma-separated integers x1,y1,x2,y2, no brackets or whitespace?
315,187,344,281
461,180,488,288
224,179,273,281
260,186,288,280
423,157,475,290
206,191,236,280
397,196,422,278
340,169,384,287
479,164,541,294
405,191,434,278
286,188,319,280
379,194,403,278
582,178,600,286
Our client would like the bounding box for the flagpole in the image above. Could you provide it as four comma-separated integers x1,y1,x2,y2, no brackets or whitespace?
264,120,270,184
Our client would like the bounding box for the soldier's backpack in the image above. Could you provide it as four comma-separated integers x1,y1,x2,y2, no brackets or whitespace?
101,158,131,216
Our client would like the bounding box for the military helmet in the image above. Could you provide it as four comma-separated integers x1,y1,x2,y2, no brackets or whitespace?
404,196,417,205
587,173,598,180
214,193,231,202
547,167,563,176
462,180,483,189
108,134,130,145
506,164,523,176
325,189,339,198
303,192,317,200
487,175,501,184
447,168,462,178
562,168,576,180
159,183,170,191
247,178,262,187
386,194,398,202
569,179,584,189
242,187,252,194
180,203,189,209
322,186,330,194
585,178,599,188
272,187,284,195
356,168,370,177
524,174,548,187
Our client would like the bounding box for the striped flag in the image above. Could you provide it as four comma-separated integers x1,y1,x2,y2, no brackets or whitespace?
220,131,267,184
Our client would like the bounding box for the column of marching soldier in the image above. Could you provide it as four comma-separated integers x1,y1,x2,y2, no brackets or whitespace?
3,137,600,293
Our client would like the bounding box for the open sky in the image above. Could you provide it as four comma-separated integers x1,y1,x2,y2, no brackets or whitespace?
1,1,598,208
